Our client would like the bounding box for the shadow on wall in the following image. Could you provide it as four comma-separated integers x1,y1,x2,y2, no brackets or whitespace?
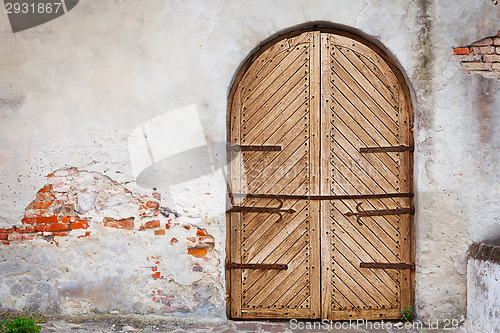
128,104,246,210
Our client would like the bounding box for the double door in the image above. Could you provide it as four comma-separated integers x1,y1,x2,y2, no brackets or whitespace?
227,29,414,320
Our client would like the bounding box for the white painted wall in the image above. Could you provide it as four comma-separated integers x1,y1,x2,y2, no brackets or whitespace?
0,0,499,323
467,259,500,333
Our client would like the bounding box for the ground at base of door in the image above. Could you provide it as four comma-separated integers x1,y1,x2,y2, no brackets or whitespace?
40,319,466,332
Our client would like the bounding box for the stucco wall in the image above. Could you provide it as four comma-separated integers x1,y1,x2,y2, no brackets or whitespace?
467,259,500,332
0,0,499,324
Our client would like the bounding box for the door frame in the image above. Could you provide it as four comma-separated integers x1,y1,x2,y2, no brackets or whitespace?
225,26,415,320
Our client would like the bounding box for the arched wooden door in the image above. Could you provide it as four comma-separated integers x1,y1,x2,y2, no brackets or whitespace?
226,29,414,320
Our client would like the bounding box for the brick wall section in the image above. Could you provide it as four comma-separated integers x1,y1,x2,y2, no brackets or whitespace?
0,168,181,245
0,184,91,244
454,30,500,79
468,242,500,264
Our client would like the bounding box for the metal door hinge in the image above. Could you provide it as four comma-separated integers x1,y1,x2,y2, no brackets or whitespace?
227,197,295,223
360,262,414,270
226,263,288,270
228,145,281,152
360,145,414,153
344,202,414,226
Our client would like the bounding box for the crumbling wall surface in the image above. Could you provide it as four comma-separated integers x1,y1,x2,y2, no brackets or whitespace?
0,168,222,321
466,244,500,332
0,0,499,324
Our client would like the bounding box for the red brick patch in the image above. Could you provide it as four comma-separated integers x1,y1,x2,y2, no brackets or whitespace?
155,229,166,236
38,185,52,193
22,216,58,224
146,201,159,209
46,223,70,232
140,220,160,230
188,247,207,258
70,221,89,230
103,217,134,230
36,192,55,201
33,201,53,209
453,47,470,55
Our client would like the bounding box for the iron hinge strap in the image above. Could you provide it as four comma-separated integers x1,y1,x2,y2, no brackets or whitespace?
227,196,295,223
360,145,414,153
226,263,288,270
360,262,414,270
344,202,414,226
231,193,413,200
227,145,281,152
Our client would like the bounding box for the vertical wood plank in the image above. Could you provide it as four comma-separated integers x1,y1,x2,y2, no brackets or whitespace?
308,31,322,319
229,85,242,318
397,69,414,311
319,32,334,320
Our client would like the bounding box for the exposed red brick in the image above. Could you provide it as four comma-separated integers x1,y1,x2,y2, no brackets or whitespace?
183,224,191,230
153,210,159,216
46,223,70,232
188,247,207,258
170,238,178,244
461,62,493,71
155,229,166,236
151,271,161,279
46,173,54,178
199,235,215,243
18,226,36,233
70,221,89,230
471,46,496,55
36,192,55,201
197,229,208,236
484,54,500,62
53,232,70,237
8,234,34,242
453,47,470,55
0,228,15,240
38,215,58,224
140,220,161,230
103,217,134,230
455,54,482,62
1,241,9,245
33,201,53,209
35,225,47,232
61,216,82,223
146,201,159,209
22,216,58,224
38,185,52,193
471,38,493,46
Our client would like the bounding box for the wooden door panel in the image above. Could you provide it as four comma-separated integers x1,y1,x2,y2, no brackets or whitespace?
228,31,321,319
320,33,413,320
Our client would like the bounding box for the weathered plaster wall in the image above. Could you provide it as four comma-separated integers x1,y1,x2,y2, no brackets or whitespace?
0,0,499,324
466,243,500,332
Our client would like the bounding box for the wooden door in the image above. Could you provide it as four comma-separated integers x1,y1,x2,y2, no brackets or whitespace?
227,29,414,320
